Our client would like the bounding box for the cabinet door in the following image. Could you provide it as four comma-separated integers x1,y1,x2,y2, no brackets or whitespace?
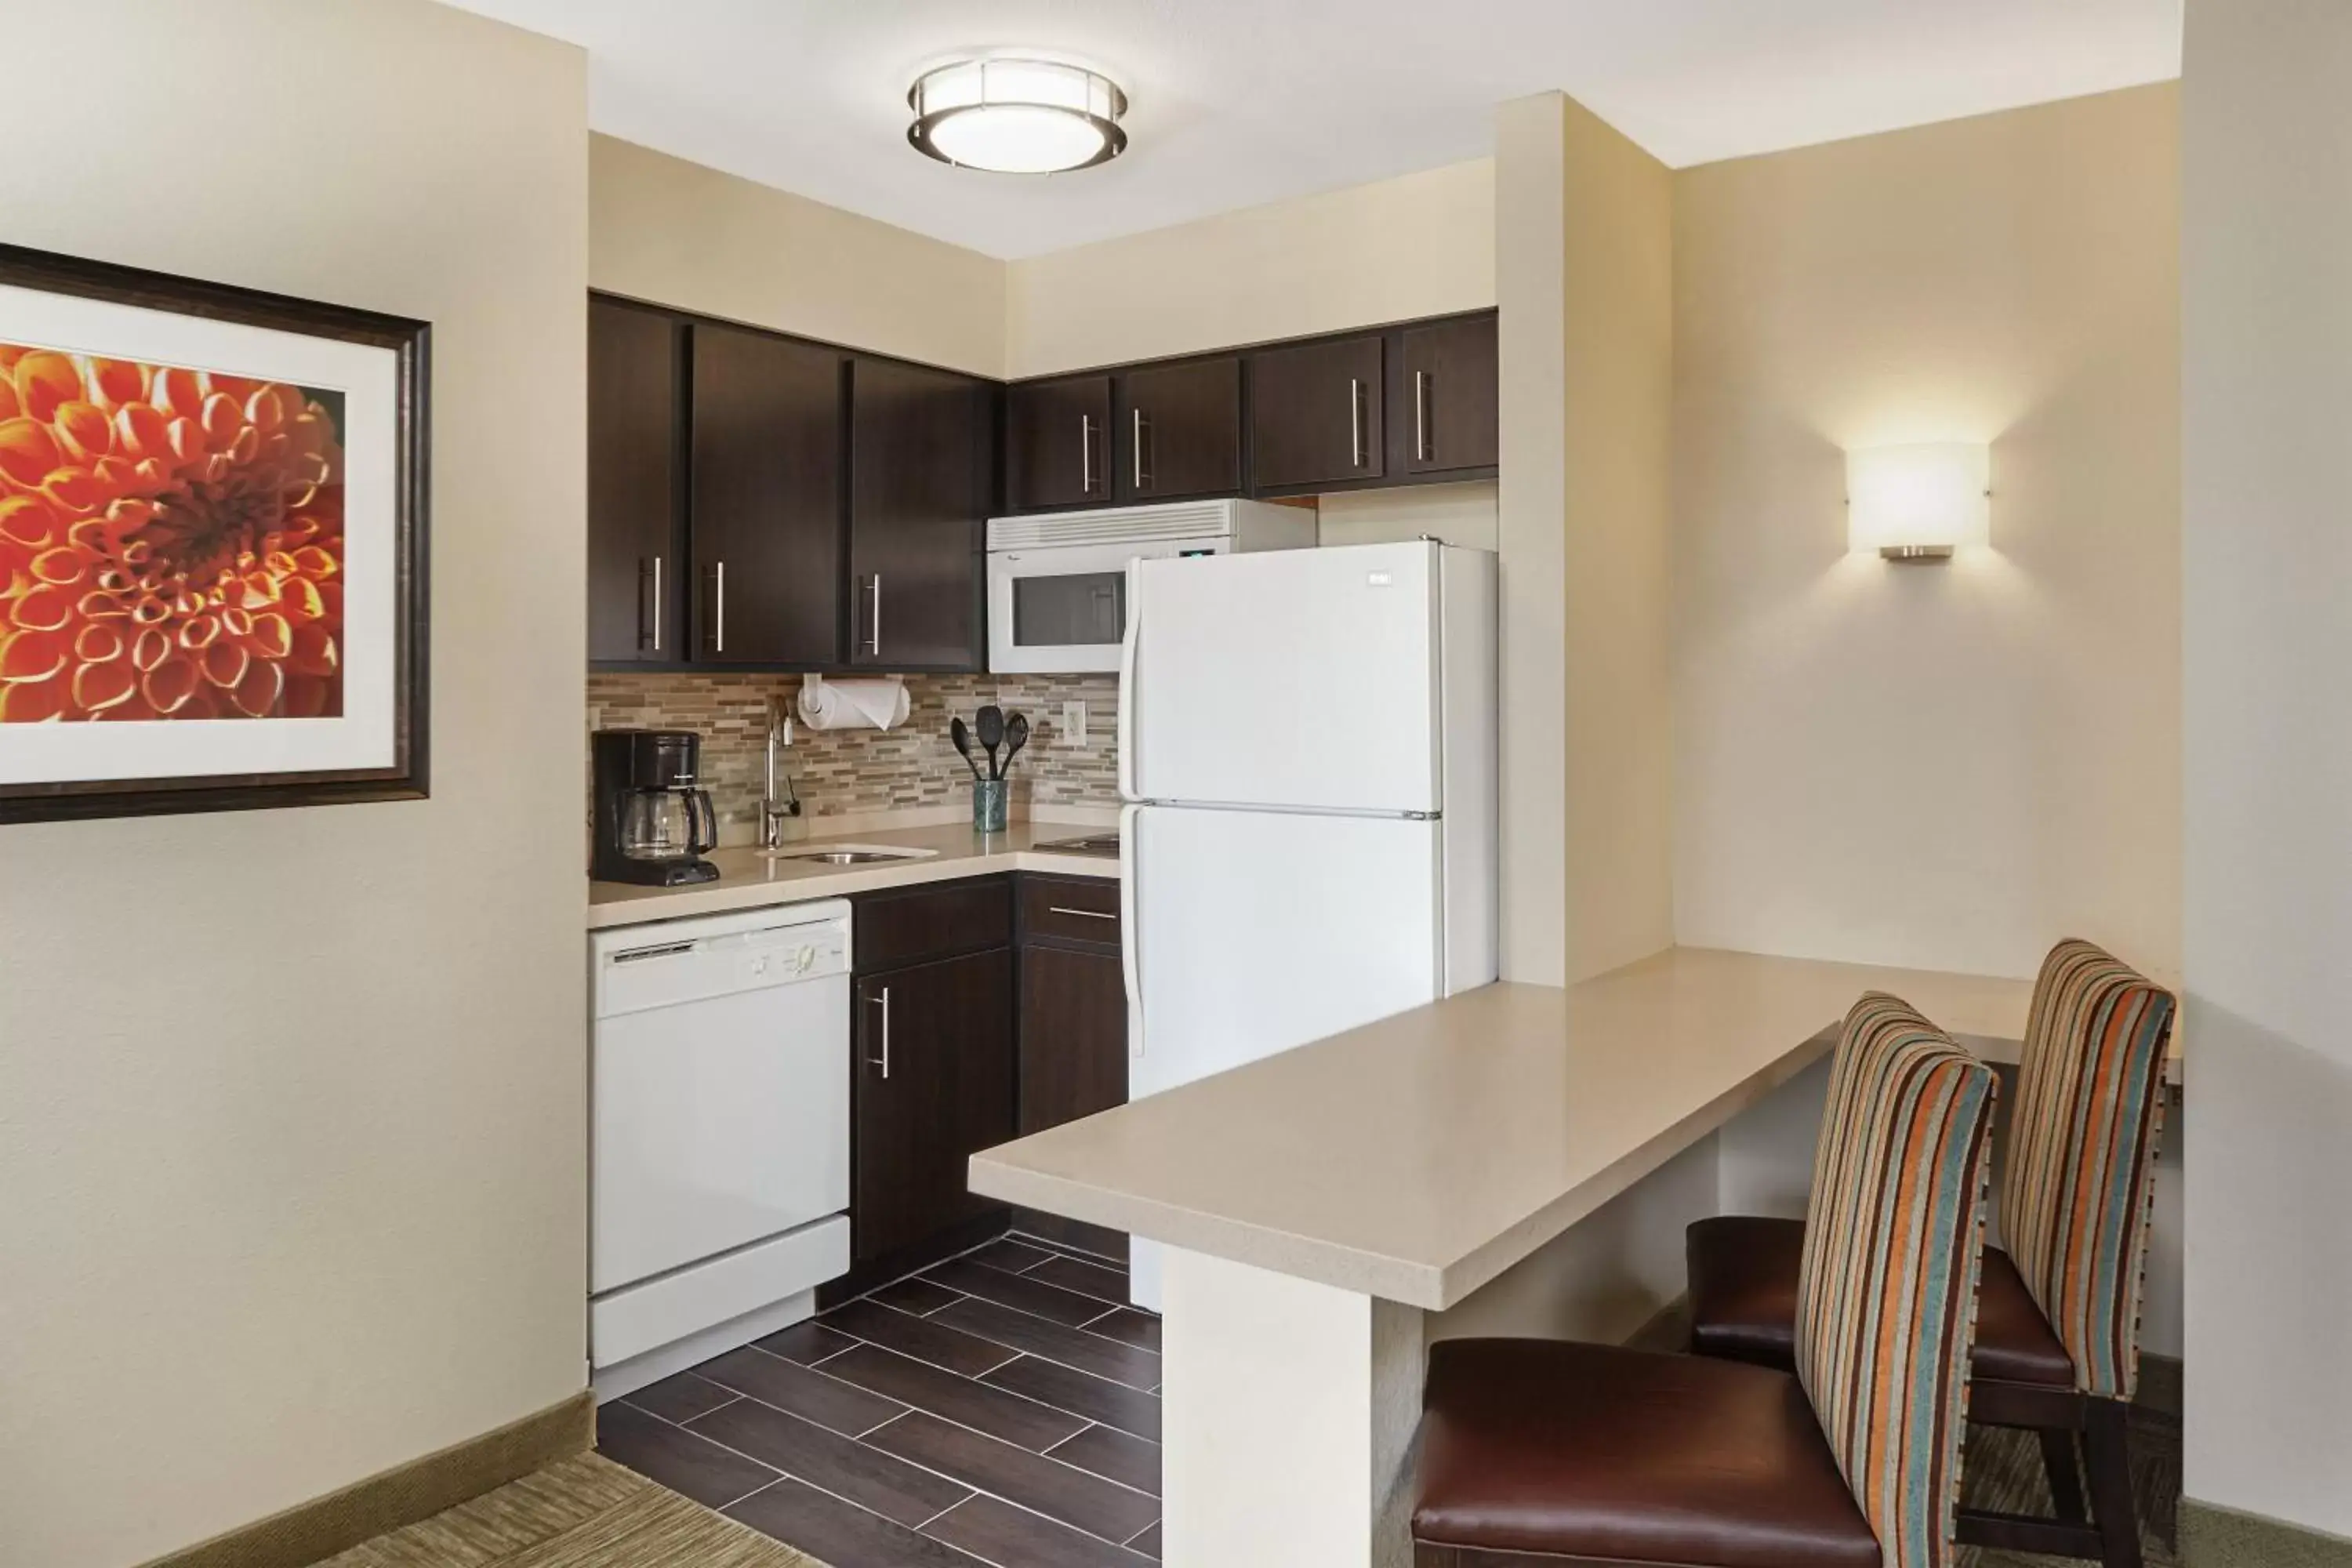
587,299,681,662
1120,357,1241,501
850,358,985,670
1249,334,1385,489
854,949,1014,1265
1398,316,1498,475
1006,374,1112,510
1018,945,1128,1136
688,323,843,665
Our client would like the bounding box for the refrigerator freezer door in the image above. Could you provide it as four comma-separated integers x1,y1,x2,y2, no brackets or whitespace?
1126,804,1443,1307
1127,541,1440,814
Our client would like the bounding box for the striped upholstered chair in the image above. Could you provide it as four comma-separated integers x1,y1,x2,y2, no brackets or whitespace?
1413,994,1998,1568
1685,940,2176,1567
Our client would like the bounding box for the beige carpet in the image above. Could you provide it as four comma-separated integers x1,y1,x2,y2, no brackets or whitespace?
311,1453,823,1568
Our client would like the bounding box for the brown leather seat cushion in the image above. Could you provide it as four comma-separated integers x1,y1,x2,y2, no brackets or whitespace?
1686,1215,2075,1388
1414,1338,1880,1568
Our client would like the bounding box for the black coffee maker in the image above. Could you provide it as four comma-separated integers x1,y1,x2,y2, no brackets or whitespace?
592,730,720,886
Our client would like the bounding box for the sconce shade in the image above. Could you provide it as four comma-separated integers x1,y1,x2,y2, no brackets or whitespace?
1846,442,1990,560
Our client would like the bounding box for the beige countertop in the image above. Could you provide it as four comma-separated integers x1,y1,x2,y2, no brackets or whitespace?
968,945,2042,1310
587,819,1116,931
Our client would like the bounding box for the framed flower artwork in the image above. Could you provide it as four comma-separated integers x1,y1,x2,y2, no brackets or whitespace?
0,244,428,822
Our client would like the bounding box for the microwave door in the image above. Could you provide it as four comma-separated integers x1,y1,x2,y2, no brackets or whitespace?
987,535,1229,673
1018,571,1124,649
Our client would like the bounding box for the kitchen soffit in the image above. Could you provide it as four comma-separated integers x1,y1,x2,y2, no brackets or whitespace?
442,0,2181,259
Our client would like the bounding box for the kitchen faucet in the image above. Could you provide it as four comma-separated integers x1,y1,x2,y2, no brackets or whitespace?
761,697,802,848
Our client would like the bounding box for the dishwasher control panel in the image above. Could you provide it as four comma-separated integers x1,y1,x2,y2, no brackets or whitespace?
593,900,851,1020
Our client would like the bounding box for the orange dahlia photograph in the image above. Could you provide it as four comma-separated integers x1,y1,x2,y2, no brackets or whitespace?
0,343,345,724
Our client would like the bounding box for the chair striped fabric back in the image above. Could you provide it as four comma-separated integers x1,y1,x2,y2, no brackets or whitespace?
2000,938,2176,1400
1795,993,1999,1568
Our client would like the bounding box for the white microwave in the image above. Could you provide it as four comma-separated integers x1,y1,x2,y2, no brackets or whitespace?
985,499,1317,673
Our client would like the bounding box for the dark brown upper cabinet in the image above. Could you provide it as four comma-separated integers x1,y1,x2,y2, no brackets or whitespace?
1249,333,1386,491
688,322,844,666
1397,315,1499,476
849,357,987,671
1006,374,1112,510
1119,356,1241,502
587,299,682,663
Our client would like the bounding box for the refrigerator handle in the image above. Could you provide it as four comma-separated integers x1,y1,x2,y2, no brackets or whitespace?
1116,560,1141,802
1120,803,1143,1060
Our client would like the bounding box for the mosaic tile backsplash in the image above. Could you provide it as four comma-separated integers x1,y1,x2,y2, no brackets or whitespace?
587,672,1121,833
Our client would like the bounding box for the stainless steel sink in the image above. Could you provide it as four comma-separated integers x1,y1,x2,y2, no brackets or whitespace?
761,844,937,865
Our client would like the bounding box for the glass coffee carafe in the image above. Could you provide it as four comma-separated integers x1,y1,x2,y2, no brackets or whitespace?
619,786,717,863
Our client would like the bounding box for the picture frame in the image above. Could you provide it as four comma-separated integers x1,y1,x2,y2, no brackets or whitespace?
0,242,429,823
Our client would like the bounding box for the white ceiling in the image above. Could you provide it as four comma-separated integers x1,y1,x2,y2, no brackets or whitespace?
445,0,2182,259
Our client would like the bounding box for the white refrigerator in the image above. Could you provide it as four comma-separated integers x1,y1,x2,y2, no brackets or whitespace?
1118,539,1497,1308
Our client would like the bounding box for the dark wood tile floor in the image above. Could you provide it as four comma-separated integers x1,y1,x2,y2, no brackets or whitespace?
599,1231,1162,1566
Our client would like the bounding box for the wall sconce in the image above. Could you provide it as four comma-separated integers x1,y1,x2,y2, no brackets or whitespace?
1846,442,1991,561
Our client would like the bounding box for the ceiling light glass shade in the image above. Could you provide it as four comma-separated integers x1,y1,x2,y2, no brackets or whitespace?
908,57,1127,174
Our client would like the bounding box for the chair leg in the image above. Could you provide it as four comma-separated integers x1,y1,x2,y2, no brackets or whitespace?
2039,1426,2089,1522
2083,1397,2143,1568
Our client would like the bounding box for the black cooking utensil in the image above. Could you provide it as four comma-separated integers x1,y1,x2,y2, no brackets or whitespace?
1001,713,1030,774
976,705,1005,779
949,716,985,781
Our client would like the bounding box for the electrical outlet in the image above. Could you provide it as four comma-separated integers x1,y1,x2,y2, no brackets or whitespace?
1061,699,1088,749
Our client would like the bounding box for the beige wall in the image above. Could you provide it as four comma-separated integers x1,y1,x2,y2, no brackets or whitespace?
1005,160,1494,378
0,5,590,1563
593,140,1489,385
1671,85,2182,985
2180,0,2352,1540
1559,100,1677,985
1315,481,1499,552
1494,98,1570,985
592,134,1006,378
1495,94,1676,989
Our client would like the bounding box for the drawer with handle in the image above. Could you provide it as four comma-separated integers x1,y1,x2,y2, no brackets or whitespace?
1018,873,1121,948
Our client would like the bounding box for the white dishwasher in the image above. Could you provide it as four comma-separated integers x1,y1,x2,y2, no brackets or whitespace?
589,900,851,1399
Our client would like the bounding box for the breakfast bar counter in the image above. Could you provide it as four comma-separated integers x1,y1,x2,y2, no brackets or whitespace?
968,945,2043,1568
971,946,2035,1309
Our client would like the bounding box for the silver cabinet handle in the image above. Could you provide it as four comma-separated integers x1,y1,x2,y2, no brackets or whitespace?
1049,906,1118,921
1080,414,1097,495
870,986,891,1079
713,560,726,654
1348,377,1365,467
1414,370,1430,462
652,555,663,652
1132,407,1149,492
868,574,883,656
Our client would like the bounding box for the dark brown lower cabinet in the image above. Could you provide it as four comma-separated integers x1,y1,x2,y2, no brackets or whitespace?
853,948,1014,1267
1014,874,1130,1261
828,873,1128,1301
1018,945,1127,1135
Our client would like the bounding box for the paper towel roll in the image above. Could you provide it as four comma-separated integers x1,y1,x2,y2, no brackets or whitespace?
795,677,910,732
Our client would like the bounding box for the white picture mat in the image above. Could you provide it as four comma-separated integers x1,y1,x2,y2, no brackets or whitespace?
0,281,403,786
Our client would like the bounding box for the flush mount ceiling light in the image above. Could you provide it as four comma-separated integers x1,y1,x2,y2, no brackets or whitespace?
907,57,1128,175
